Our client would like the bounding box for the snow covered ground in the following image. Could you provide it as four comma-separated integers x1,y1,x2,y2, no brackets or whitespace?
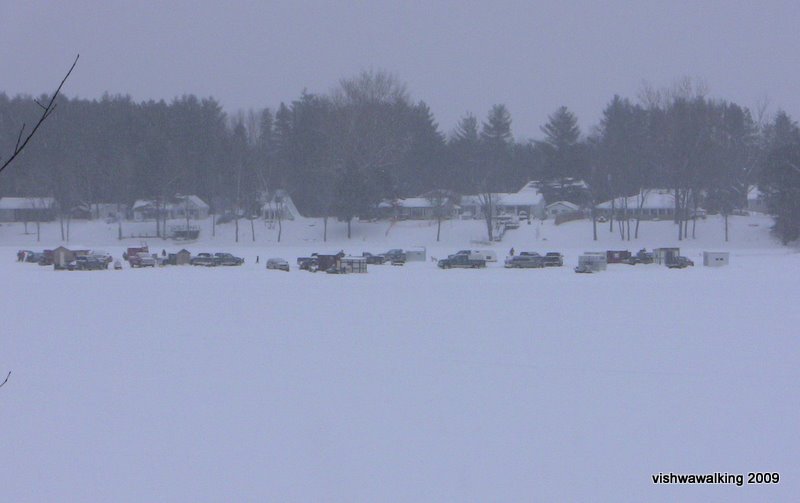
1,214,798,501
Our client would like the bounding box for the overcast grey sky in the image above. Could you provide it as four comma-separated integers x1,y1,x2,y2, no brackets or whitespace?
2,0,799,139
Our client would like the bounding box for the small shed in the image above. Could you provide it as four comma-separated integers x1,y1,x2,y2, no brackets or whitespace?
405,247,427,262
703,251,729,267
653,247,680,265
53,246,76,269
578,252,607,272
176,249,192,265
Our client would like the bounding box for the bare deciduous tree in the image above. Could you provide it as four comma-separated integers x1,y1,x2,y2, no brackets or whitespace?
0,55,79,176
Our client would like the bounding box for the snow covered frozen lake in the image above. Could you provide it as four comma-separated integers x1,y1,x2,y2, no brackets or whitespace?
1,216,798,501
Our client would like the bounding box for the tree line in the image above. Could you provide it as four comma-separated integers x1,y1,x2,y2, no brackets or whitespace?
2,71,799,243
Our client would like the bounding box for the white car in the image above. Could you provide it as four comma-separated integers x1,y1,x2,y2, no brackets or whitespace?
266,258,290,271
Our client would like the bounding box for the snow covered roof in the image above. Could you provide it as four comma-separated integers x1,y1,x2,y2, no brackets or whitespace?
462,181,544,207
547,201,579,210
398,197,434,208
134,195,208,211
0,197,55,209
379,196,458,209
747,186,762,201
180,195,209,209
132,200,154,210
597,189,676,210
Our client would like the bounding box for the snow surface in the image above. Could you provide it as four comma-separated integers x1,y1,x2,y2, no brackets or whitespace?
1,214,798,502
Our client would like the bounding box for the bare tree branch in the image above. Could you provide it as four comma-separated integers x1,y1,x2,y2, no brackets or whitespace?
0,54,79,176
0,371,10,388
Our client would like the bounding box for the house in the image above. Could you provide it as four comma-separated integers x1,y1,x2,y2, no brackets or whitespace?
133,195,209,221
597,189,694,220
747,187,767,213
460,181,546,220
0,197,56,222
546,201,580,218
261,190,300,221
377,195,460,220
69,202,127,220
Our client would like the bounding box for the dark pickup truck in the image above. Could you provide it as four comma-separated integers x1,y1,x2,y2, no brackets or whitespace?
666,256,694,269
437,254,486,269
543,252,564,267
214,252,244,266
191,253,217,266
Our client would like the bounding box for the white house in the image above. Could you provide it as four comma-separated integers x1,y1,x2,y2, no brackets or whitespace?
597,189,689,220
460,181,546,219
261,190,300,221
133,195,209,221
0,197,56,222
378,194,460,220
546,201,580,218
747,186,767,213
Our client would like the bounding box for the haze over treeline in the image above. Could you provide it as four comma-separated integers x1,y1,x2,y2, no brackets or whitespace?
2,71,800,243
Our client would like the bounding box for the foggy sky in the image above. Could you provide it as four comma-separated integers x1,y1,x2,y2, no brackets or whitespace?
2,0,799,139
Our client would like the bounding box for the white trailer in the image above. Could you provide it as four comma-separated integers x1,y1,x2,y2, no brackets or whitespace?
703,251,729,267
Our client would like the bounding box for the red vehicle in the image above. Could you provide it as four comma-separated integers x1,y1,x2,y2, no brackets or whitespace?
124,246,149,262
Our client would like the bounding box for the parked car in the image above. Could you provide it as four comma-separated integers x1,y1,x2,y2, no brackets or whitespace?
266,258,290,271
38,250,54,266
25,252,44,263
504,255,545,268
72,255,108,270
624,249,654,265
666,256,695,269
297,257,319,272
597,215,608,223
383,249,407,263
543,252,564,267
113,260,123,270
191,253,217,266
130,252,156,268
90,250,113,265
362,252,386,265
214,252,244,266
438,254,486,269
574,264,594,273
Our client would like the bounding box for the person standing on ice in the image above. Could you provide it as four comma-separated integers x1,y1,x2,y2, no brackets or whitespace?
509,247,515,256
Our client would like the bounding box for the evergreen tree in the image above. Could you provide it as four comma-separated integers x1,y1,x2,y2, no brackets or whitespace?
760,111,800,243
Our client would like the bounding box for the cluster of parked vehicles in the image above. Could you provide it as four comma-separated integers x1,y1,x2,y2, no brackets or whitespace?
296,248,412,273
17,244,698,275
504,252,564,269
17,249,116,270
189,252,245,267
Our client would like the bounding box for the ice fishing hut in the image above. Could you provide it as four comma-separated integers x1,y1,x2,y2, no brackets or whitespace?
578,252,607,272
653,247,680,265
404,247,427,262
703,251,729,267
52,246,75,270
340,256,368,273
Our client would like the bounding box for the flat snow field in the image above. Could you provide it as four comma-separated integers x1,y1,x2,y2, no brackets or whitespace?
1,217,799,502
